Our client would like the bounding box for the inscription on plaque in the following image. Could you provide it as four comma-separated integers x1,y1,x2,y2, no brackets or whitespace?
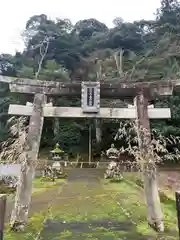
81,82,100,113
87,87,95,107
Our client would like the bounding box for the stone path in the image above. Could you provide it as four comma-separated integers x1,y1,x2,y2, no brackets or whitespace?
39,169,150,240
5,169,103,221
5,181,64,221
5,169,178,239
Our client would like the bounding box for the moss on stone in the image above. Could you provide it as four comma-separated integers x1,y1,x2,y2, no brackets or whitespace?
5,174,178,240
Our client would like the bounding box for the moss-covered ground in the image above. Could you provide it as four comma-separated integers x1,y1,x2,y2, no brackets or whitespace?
5,169,178,240
32,177,65,194
5,177,66,222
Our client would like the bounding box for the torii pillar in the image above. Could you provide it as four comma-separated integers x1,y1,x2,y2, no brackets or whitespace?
10,93,47,230
134,91,164,232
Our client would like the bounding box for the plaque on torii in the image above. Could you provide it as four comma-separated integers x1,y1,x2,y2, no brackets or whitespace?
81,82,100,113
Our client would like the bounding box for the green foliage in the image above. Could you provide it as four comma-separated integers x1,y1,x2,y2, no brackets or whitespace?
39,60,70,81
1,1,180,157
56,120,85,153
0,184,16,194
18,65,34,78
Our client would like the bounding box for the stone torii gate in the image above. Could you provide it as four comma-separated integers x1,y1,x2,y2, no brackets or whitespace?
0,75,179,231
7,79,171,168
4,77,172,166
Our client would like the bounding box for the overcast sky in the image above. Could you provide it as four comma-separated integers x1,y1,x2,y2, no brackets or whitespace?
0,0,161,55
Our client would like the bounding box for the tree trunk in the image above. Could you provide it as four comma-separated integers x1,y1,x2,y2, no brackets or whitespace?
95,119,101,144
53,118,59,142
89,124,92,164
10,93,46,231
114,49,124,77
119,49,124,77
134,91,164,232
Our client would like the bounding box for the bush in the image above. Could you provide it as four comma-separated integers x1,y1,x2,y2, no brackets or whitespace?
110,178,124,183
0,183,16,194
135,178,144,188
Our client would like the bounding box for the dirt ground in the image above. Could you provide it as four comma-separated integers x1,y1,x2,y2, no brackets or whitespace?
158,169,180,193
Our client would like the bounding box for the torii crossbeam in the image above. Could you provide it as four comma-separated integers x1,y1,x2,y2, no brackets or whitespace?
8,105,171,119
1,75,179,99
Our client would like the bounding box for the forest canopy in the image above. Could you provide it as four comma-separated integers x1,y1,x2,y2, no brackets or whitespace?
1,0,180,157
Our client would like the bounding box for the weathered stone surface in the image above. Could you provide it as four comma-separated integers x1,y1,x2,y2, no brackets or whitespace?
8,105,171,119
10,94,47,230
0,194,6,238
134,92,164,232
0,75,177,99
